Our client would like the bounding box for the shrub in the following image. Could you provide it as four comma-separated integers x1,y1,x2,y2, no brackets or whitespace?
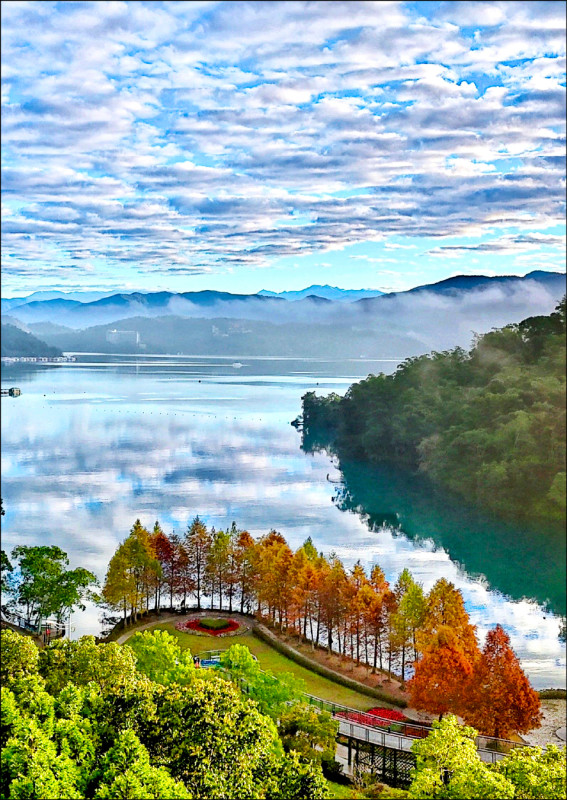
199,618,231,631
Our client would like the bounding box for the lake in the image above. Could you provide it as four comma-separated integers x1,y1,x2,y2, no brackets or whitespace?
1,354,565,688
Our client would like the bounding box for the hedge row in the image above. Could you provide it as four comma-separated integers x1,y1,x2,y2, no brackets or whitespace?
538,688,566,699
253,624,408,708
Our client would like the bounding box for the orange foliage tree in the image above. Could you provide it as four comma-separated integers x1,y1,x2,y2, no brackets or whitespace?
417,577,479,659
407,643,475,719
463,624,542,739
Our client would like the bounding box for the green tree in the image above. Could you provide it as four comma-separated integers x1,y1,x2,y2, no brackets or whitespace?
128,629,195,686
38,636,139,695
268,749,330,799
10,545,97,629
278,703,338,764
1,549,14,607
206,527,231,610
302,300,567,525
220,643,304,719
93,730,191,799
1,714,83,799
0,629,40,687
234,528,257,614
495,744,566,799
141,674,283,798
406,715,514,799
390,570,426,683
2,630,329,800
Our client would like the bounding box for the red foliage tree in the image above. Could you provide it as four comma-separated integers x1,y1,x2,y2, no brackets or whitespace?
463,624,542,739
149,522,173,610
407,644,475,719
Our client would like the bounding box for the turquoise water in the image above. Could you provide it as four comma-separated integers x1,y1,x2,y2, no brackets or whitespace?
1,355,565,688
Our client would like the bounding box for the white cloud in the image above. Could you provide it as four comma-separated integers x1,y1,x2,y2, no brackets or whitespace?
1,0,565,292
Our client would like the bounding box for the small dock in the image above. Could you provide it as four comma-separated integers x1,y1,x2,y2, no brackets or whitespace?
1,387,21,397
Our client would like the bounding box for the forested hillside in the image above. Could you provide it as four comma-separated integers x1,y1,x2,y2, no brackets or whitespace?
301,299,566,524
1,323,62,358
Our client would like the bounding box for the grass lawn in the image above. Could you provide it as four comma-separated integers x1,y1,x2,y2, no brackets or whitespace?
124,620,380,711
325,780,360,799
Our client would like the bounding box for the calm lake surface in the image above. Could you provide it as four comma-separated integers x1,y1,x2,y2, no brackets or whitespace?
1,355,565,688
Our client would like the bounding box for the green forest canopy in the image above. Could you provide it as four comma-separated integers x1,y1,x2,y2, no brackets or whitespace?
1,630,329,800
301,298,566,523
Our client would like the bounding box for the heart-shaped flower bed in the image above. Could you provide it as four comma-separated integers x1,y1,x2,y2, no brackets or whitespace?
175,617,243,636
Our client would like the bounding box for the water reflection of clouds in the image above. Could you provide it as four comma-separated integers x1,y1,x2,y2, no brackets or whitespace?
1,367,564,687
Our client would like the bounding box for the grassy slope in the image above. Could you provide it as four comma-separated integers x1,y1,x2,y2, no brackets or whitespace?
130,621,385,711
325,780,360,798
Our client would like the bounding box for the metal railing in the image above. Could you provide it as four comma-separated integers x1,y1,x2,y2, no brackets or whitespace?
304,694,523,762
1,611,66,642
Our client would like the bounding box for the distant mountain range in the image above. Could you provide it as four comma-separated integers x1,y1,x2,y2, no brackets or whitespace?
406,270,564,296
257,285,384,301
1,290,115,312
2,272,563,331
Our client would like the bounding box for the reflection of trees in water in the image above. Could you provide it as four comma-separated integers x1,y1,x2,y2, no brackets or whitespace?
332,482,401,531
303,431,566,619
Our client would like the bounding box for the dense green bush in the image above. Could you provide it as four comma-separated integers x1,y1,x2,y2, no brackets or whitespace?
199,617,232,631
1,629,329,800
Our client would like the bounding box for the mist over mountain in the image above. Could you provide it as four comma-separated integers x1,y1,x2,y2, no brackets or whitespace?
401,270,565,297
19,271,566,359
1,324,63,358
2,272,564,336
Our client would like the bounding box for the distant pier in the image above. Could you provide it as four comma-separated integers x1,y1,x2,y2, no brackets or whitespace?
1,387,21,397
1,355,76,364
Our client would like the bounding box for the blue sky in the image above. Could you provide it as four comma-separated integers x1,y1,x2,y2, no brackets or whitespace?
1,0,565,297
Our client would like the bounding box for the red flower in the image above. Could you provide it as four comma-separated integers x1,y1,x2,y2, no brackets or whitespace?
367,707,407,722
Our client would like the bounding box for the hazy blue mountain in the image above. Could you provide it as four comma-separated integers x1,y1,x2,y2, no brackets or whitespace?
4,289,284,328
0,315,31,332
400,270,564,297
27,321,74,338
8,298,83,324
33,314,427,359
257,284,384,301
1,289,115,313
1,324,63,358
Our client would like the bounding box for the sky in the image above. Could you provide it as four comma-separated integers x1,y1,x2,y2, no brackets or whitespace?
1,0,566,298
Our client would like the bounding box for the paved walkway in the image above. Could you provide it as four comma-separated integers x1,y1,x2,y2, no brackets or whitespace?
521,699,567,748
